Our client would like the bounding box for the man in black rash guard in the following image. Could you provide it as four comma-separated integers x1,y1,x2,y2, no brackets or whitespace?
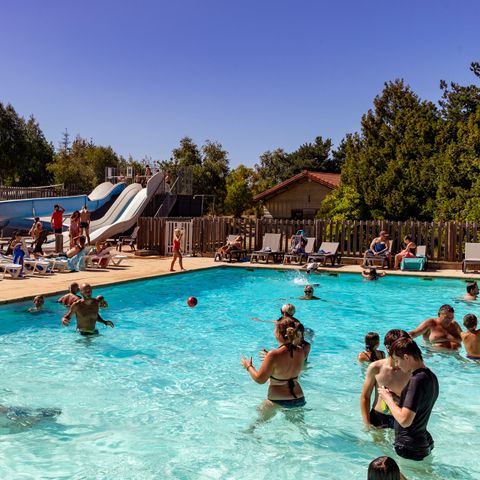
378,337,439,461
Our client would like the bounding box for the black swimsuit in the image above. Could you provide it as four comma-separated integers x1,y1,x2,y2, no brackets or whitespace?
269,343,304,404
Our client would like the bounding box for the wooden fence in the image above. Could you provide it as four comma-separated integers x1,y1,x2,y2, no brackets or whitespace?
137,217,480,262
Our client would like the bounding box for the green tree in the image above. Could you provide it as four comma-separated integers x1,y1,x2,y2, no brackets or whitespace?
317,185,364,220
224,165,254,217
433,73,480,220
0,102,53,186
331,80,439,220
48,135,120,191
254,136,337,189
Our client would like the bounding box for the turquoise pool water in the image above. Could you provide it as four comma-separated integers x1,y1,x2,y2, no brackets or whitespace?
0,268,479,479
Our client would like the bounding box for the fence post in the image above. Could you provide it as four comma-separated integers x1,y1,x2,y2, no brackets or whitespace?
447,222,456,262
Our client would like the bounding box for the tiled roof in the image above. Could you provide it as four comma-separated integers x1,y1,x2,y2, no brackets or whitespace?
254,170,341,201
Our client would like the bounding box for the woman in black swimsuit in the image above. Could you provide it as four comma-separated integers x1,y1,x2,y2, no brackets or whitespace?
241,317,306,422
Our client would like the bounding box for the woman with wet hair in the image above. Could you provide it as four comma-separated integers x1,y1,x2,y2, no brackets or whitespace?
358,332,386,363
241,317,306,422
368,456,406,479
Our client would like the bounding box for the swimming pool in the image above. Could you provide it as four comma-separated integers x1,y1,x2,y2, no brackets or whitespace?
0,268,479,479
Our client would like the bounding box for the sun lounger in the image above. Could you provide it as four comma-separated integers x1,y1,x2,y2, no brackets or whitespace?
214,235,248,263
24,258,53,275
307,242,341,266
363,241,392,269
110,254,129,266
0,261,23,279
85,247,116,268
250,233,282,264
463,243,480,274
283,237,316,265
401,245,428,271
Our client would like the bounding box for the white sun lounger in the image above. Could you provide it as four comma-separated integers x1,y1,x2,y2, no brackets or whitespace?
0,261,23,279
463,243,480,273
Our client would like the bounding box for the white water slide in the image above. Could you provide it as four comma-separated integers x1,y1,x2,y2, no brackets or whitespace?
43,172,163,249
89,172,164,244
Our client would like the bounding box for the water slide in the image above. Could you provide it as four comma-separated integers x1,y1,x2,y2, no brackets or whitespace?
89,172,164,244
0,182,126,231
42,182,143,249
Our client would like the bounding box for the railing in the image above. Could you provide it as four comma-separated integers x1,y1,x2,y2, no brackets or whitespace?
136,217,480,262
0,185,86,200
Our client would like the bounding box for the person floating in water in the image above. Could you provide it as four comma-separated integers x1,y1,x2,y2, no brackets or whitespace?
57,282,81,306
409,304,462,351
463,282,479,301
61,283,114,335
357,332,386,363
298,285,320,300
362,268,385,281
28,295,45,313
461,313,480,360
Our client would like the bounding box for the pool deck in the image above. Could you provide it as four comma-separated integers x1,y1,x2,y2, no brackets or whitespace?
1,254,479,304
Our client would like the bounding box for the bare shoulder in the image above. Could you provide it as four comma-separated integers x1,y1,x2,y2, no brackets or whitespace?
366,359,383,376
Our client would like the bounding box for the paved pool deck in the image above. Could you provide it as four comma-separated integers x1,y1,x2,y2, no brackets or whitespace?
1,254,479,304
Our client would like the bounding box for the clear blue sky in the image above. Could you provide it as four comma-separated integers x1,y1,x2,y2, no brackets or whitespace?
1,0,479,168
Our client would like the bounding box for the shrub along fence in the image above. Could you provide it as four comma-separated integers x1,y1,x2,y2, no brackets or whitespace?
137,217,480,263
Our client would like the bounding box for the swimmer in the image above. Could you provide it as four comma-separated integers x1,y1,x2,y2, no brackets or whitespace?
28,295,45,312
96,295,108,309
461,313,480,360
463,282,479,301
409,304,462,351
241,318,306,425
360,330,411,429
362,267,385,281
303,262,319,274
251,303,299,324
61,283,114,335
298,285,320,300
368,456,407,480
57,282,81,307
357,332,386,363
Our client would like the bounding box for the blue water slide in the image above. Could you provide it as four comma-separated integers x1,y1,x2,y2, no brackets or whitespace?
0,182,126,230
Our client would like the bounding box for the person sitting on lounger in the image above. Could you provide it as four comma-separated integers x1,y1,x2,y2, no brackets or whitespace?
363,231,391,268
290,230,307,254
216,235,242,256
394,235,417,270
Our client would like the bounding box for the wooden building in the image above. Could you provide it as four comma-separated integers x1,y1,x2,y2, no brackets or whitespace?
254,170,341,219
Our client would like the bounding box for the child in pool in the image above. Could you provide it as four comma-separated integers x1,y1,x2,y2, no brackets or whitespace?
358,332,386,363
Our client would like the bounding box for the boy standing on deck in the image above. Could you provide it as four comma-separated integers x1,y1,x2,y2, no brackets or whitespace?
79,206,91,245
